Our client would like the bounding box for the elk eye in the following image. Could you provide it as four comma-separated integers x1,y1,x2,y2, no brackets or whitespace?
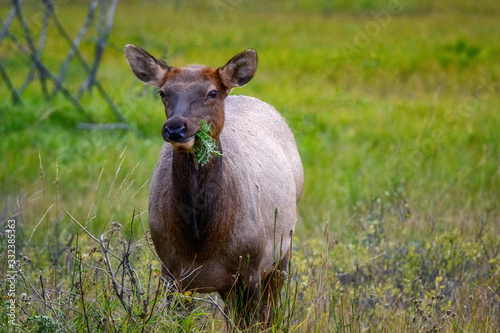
158,91,166,98
207,90,217,99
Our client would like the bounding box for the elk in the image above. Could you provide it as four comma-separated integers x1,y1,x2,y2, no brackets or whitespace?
124,44,303,325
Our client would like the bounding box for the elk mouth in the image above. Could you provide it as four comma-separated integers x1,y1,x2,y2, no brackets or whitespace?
170,136,196,151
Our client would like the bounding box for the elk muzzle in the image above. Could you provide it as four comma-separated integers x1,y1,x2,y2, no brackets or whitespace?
162,117,199,151
162,117,187,142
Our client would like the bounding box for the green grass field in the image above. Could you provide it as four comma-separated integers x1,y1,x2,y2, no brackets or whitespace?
1,0,499,331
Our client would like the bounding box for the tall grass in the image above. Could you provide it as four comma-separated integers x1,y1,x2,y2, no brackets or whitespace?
1,152,498,332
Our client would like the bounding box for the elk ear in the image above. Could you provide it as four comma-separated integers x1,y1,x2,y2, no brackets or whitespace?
124,44,170,87
218,49,258,90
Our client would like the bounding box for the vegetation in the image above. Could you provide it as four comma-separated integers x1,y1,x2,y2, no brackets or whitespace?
1,0,499,331
195,120,224,167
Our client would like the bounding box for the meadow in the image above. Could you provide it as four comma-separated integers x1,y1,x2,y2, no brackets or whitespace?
1,0,499,331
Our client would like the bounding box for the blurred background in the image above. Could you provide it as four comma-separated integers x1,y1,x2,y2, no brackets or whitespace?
1,0,499,331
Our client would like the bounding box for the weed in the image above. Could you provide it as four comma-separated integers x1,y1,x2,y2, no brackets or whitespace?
194,120,223,167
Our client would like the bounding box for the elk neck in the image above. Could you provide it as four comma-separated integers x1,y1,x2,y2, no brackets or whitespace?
170,141,235,243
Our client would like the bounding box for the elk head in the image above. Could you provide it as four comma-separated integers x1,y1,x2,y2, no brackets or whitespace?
124,44,258,151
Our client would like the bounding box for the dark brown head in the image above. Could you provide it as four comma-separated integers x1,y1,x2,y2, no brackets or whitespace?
124,44,258,151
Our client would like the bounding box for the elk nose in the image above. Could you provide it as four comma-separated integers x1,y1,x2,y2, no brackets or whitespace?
162,118,187,142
